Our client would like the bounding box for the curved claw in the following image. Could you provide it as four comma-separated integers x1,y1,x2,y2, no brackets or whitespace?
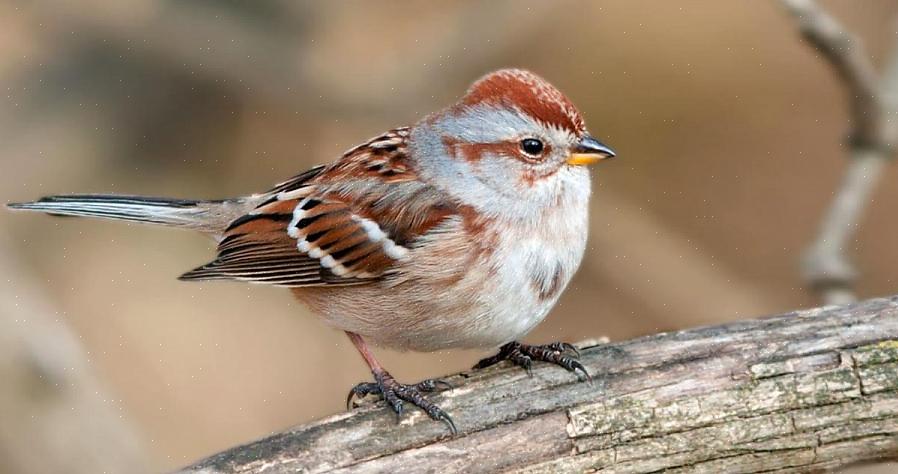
392,400,404,420
346,391,356,410
437,412,458,436
520,357,533,377
346,382,379,410
419,401,458,436
568,359,591,381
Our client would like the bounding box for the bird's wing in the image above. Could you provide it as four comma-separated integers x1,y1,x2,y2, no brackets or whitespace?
179,128,459,287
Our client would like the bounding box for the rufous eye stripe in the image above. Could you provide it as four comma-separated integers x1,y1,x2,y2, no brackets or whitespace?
442,137,551,164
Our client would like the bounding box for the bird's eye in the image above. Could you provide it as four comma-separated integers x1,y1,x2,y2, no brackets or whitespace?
520,138,545,157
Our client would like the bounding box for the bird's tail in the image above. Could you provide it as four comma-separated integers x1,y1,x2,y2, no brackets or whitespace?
7,194,248,234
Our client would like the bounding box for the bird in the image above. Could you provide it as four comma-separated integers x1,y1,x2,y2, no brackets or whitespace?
7,69,615,434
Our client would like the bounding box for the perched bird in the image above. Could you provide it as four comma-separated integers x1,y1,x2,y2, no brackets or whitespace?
8,69,615,434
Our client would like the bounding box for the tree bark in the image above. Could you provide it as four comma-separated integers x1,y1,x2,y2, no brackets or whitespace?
179,296,898,473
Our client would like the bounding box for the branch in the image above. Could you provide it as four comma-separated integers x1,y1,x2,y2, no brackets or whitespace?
781,0,898,305
178,295,898,473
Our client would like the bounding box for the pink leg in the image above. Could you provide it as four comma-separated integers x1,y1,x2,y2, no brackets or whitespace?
346,331,385,373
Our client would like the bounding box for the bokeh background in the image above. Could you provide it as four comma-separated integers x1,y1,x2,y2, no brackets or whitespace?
3,1,898,472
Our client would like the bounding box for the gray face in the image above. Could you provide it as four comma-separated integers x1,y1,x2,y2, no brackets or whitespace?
410,104,590,221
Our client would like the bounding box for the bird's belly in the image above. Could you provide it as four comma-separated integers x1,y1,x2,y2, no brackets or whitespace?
296,241,581,352
293,276,542,352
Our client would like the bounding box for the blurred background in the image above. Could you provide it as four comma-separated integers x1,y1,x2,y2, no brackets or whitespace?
2,0,898,472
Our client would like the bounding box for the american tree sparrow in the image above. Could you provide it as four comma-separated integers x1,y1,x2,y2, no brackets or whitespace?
9,69,615,434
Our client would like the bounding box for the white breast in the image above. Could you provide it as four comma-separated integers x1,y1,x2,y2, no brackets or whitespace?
468,183,590,348
404,166,592,350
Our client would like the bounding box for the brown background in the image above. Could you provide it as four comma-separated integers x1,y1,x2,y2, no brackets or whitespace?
2,1,898,471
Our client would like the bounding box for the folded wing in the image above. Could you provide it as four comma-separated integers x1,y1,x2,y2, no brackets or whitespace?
179,128,458,287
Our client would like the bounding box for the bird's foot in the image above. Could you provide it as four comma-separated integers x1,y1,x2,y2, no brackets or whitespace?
473,341,589,380
347,370,456,434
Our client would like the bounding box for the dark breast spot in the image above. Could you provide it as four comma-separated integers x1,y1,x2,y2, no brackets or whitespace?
531,261,566,302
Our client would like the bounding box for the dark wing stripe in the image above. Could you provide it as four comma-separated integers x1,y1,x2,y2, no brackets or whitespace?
298,212,347,236
329,241,372,262
217,251,306,263
217,243,263,259
218,234,248,251
234,267,317,277
207,261,317,272
300,199,321,210
339,242,381,263
266,165,326,195
320,229,369,253
295,213,325,229
225,212,292,232
315,226,363,251
305,230,327,243
345,251,392,274
180,255,324,286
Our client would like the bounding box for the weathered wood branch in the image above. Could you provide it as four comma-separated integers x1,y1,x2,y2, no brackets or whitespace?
179,296,898,473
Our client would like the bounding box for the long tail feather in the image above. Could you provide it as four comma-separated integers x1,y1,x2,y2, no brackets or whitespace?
7,194,234,232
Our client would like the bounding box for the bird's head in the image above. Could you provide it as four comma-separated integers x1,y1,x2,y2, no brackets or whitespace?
411,69,615,219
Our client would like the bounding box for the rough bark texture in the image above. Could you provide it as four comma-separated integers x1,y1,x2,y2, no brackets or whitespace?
179,296,898,473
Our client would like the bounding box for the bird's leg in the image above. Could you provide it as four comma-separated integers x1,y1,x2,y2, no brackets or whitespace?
473,341,589,380
344,332,456,434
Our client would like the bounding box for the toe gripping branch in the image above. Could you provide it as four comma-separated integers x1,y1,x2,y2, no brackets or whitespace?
347,370,457,435
345,341,586,436
473,341,590,380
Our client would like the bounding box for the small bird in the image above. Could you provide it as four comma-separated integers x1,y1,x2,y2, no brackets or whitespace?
8,69,615,434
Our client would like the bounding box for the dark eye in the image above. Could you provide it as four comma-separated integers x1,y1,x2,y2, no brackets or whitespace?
520,138,544,157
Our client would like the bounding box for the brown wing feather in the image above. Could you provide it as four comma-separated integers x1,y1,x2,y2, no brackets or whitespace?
179,128,460,287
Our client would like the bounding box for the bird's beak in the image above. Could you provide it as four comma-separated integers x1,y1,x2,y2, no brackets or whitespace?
567,135,616,166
